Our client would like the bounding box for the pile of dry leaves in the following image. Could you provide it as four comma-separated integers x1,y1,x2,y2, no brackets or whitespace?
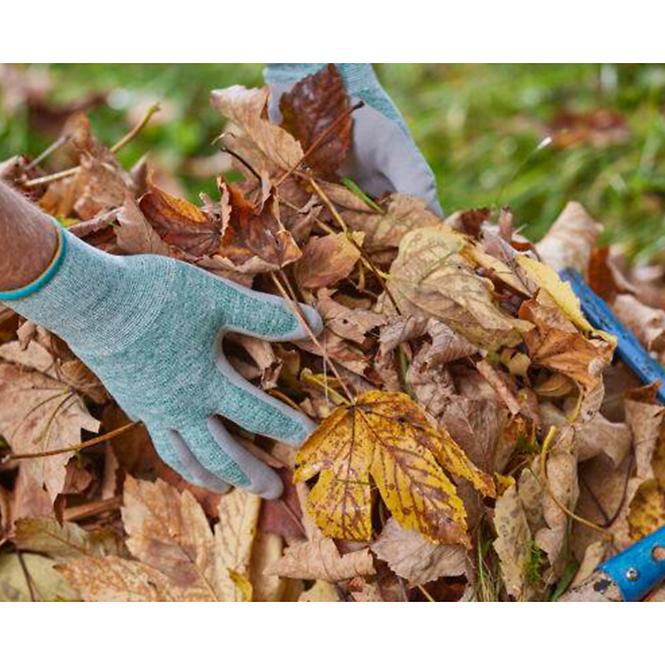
1,65,664,602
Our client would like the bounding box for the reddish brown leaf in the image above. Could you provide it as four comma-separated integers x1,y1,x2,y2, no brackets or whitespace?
280,64,353,177
139,184,223,257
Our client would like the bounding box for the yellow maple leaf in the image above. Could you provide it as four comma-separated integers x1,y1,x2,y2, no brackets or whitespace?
516,254,617,348
294,391,495,546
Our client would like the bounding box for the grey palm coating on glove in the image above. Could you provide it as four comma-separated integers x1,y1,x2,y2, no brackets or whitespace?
2,229,323,499
265,63,442,215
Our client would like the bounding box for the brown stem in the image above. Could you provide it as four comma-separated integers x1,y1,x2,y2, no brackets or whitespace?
23,103,160,189
274,100,364,189
3,422,137,462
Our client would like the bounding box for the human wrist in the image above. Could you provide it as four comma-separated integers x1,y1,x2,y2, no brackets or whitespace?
2,230,178,357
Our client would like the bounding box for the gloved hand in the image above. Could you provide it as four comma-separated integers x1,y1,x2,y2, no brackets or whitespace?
1,224,322,498
265,63,442,215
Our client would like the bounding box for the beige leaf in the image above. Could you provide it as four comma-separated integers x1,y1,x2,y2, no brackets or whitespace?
0,340,99,501
315,289,386,345
493,484,535,600
13,517,122,561
57,556,177,601
0,553,78,601
213,488,262,602
613,294,665,352
536,201,602,273
265,531,375,582
250,531,286,602
343,193,441,252
535,428,579,573
116,196,173,256
210,86,303,175
371,517,467,586
387,227,531,350
121,476,219,600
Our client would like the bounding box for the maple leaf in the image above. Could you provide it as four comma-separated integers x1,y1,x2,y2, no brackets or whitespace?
280,63,353,177
139,184,223,257
293,231,363,289
210,85,303,177
295,391,495,545
59,477,261,601
0,340,99,502
387,226,532,350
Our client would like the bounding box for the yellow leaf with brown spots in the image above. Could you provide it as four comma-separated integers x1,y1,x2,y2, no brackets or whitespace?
628,480,665,540
295,391,495,545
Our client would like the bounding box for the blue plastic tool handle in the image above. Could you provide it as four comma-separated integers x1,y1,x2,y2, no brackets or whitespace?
559,267,665,404
598,525,665,601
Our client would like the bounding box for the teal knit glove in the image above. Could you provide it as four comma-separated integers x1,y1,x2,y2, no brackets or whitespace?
265,63,442,215
2,227,322,498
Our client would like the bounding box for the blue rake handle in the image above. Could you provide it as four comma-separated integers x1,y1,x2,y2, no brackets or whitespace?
559,268,665,600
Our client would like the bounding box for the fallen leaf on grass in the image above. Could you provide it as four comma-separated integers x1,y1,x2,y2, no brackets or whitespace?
295,391,495,544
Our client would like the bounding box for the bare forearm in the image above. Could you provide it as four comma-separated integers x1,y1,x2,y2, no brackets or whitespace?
0,181,58,291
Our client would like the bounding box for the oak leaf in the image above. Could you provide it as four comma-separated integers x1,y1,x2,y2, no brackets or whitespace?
295,391,495,545
265,529,374,582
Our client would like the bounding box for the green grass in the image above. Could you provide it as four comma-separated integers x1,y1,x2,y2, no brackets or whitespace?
2,64,665,260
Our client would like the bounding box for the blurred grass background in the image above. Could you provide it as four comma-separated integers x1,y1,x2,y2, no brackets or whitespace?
2,64,665,261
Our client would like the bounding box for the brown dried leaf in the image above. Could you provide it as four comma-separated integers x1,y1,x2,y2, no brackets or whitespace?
0,341,99,501
388,227,531,350
265,530,374,582
343,193,442,251
294,232,362,289
493,484,537,600
116,195,174,256
535,201,602,274
280,63,352,177
139,184,223,257
371,517,467,586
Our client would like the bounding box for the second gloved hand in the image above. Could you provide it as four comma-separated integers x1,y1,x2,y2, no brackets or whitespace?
265,63,442,215
3,226,322,499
